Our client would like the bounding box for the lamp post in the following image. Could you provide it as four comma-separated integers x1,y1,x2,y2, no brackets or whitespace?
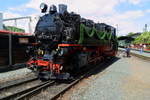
116,24,119,36
9,33,12,66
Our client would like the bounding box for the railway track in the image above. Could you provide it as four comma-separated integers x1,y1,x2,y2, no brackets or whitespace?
0,50,148,100
0,76,37,91
30,57,118,100
0,81,55,100
0,57,118,100
0,76,41,100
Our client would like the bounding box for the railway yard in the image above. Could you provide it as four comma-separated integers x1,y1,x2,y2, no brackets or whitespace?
1,1,150,100
0,50,149,100
0,3,150,100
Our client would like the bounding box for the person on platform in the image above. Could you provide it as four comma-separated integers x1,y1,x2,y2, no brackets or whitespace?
139,44,143,54
126,46,131,57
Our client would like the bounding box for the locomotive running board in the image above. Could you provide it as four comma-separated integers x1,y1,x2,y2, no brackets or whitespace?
58,44,81,47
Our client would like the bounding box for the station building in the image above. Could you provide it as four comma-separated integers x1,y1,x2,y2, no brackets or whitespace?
0,13,34,66
118,33,141,47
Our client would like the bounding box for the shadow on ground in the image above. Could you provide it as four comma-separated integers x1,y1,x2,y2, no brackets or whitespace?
56,57,121,84
84,57,121,79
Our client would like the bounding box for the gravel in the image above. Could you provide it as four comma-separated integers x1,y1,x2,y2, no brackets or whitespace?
61,56,150,100
0,68,32,83
31,83,68,100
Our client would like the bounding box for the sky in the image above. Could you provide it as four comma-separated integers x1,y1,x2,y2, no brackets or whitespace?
1,0,150,36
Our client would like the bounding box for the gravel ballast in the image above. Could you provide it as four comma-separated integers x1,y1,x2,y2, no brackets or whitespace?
0,68,32,83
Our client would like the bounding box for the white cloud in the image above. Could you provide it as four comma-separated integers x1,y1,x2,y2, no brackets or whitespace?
4,0,122,34
93,17,140,36
90,10,147,35
26,0,122,15
3,0,150,35
25,0,144,13
3,11,22,19
8,5,27,12
23,0,148,36
115,10,145,19
145,9,150,13
128,0,141,5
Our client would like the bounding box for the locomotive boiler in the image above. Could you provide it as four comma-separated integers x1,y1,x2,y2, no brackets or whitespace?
27,3,118,80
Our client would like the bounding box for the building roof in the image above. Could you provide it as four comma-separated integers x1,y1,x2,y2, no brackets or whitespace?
118,36,134,40
0,30,32,36
127,32,142,38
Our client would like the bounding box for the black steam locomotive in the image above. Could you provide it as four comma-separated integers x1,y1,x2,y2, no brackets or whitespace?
27,3,118,80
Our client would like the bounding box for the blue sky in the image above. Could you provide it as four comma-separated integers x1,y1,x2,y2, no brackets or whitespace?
1,0,150,35
1,0,29,11
116,1,150,12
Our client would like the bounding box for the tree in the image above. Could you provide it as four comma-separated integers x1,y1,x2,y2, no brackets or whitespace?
133,31,150,44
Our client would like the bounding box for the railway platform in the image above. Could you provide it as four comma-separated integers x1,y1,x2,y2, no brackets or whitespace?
0,63,26,73
60,53,150,100
119,48,150,60
0,68,32,83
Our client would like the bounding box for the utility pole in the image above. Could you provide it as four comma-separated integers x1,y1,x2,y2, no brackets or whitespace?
116,24,119,36
143,24,148,32
0,13,3,30
28,17,32,33
14,19,17,27
9,33,12,66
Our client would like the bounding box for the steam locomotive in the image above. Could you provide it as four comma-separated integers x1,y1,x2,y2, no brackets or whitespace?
27,3,118,80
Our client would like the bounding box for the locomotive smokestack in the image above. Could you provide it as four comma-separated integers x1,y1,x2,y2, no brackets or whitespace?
59,4,67,14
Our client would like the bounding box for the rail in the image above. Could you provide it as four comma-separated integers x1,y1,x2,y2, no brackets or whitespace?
0,80,55,100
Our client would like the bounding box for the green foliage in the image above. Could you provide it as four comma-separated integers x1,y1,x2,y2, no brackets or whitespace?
117,36,122,39
127,32,134,36
133,31,150,44
79,24,117,44
147,45,150,48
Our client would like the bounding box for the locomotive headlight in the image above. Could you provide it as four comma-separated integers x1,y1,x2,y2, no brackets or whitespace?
40,3,48,13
